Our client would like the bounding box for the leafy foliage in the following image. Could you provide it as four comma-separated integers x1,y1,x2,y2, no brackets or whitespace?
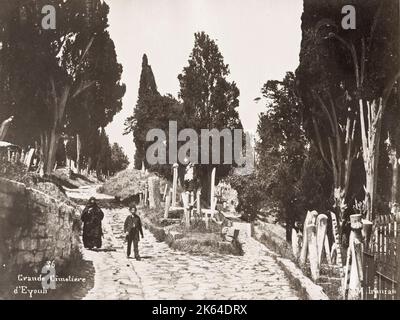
0,0,124,175
125,54,183,180
110,143,130,173
178,32,243,201
228,73,332,229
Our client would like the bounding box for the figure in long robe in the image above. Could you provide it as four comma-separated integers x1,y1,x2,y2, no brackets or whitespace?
81,197,104,249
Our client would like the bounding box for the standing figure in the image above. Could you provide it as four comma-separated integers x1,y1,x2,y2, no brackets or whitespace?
124,204,144,260
81,197,104,249
184,161,195,192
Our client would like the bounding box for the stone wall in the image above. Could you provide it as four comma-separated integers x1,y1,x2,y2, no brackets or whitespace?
0,177,81,274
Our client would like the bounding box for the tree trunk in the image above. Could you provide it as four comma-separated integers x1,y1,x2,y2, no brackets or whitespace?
359,98,384,221
42,86,70,176
76,133,81,174
44,127,59,175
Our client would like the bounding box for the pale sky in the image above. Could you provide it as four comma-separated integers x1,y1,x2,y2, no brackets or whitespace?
104,0,303,163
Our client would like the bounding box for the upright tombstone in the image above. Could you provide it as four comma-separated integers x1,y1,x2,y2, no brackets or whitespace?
307,224,319,281
210,167,216,209
324,235,332,265
347,214,364,300
291,228,300,259
148,176,161,209
316,214,328,265
181,192,190,228
196,189,201,216
300,210,313,265
164,193,171,219
172,163,179,207
162,184,168,201
20,150,26,163
141,161,145,174
310,210,318,225
0,116,13,140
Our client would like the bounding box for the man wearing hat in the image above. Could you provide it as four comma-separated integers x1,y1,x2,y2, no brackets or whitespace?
124,204,144,260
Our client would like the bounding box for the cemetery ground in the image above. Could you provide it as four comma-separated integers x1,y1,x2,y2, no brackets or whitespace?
67,184,302,300
2,162,328,299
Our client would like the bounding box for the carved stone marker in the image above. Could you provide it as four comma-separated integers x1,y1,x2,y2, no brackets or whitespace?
162,184,168,200
307,224,319,281
0,116,13,140
291,228,299,259
300,210,313,265
316,214,328,266
25,148,35,171
210,167,216,209
148,176,161,209
324,236,332,265
164,194,171,219
142,161,145,174
196,189,201,216
172,163,179,207
181,192,190,228
347,214,363,300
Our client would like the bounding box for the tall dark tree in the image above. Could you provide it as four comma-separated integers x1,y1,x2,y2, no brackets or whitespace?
0,0,124,175
125,54,183,180
110,143,129,174
178,32,243,202
297,0,400,221
65,23,125,173
256,72,309,240
125,54,160,170
96,127,111,177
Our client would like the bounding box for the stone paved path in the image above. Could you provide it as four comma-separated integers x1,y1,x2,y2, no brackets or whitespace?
72,187,299,300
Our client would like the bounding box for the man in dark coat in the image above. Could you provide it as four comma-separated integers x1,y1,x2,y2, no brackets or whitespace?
81,197,104,249
124,204,144,260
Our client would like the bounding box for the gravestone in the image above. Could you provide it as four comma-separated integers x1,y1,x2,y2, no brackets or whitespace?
196,189,201,216
25,148,35,171
172,163,179,207
307,224,319,281
164,194,171,219
291,228,299,258
316,214,328,265
162,184,168,200
148,177,161,209
210,167,216,209
300,210,313,265
181,192,190,228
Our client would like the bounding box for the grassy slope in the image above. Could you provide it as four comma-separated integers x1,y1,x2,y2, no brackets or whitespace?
98,168,169,200
141,207,242,256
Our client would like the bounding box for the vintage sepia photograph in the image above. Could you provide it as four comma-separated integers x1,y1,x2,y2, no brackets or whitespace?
0,0,399,304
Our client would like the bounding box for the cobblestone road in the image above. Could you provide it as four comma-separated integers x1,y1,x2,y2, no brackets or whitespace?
69,187,299,300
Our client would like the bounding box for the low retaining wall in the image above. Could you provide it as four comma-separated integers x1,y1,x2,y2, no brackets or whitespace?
0,177,81,275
